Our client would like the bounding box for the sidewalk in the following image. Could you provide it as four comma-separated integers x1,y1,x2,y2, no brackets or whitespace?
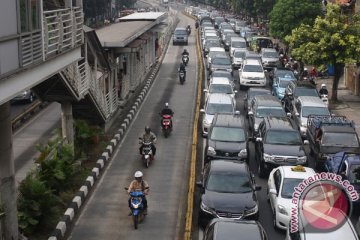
315,76,360,135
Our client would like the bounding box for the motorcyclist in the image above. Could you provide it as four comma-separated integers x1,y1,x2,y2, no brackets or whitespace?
139,126,157,156
182,49,189,57
127,171,149,215
160,102,174,128
319,83,329,95
179,62,186,72
186,24,191,33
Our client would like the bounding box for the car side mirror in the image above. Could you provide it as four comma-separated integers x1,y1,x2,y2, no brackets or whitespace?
256,137,262,142
234,90,238,93
235,110,240,115
295,112,300,117
255,185,262,191
304,140,309,145
196,181,203,188
203,89,208,93
200,109,205,113
287,112,292,117
248,111,254,116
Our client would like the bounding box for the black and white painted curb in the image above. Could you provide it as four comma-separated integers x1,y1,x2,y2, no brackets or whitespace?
48,15,179,240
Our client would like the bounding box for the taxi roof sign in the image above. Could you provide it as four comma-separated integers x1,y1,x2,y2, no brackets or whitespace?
291,165,306,172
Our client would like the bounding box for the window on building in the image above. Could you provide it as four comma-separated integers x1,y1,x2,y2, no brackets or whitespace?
20,0,41,33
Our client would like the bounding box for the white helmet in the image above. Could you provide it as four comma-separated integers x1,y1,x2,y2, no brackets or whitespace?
134,171,143,178
321,83,326,88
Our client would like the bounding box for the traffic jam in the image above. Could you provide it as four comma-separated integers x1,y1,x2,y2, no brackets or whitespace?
187,6,360,240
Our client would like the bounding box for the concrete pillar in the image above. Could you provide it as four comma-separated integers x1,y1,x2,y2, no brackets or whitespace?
0,102,18,240
61,101,74,147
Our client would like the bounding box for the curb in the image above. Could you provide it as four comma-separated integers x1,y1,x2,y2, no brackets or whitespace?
48,16,176,240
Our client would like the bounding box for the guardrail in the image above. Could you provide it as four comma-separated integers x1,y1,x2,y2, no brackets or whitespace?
11,101,49,131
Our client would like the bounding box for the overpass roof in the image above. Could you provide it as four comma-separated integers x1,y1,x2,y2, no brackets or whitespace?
96,12,167,48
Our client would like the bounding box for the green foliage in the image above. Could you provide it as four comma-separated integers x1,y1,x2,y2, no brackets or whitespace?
286,4,360,100
18,174,61,236
269,0,322,40
74,119,103,158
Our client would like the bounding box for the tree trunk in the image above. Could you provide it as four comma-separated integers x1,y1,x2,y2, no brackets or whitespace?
331,62,344,102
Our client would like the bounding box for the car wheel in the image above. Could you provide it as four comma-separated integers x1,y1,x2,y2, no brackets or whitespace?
266,188,270,203
273,209,278,229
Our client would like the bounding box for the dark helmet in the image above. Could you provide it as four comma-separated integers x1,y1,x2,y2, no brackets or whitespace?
145,126,151,133
184,49,188,53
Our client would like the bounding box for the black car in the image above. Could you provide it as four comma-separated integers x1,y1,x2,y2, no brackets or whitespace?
254,116,308,178
248,95,287,136
268,67,296,86
197,160,261,228
283,81,319,113
243,88,271,113
205,113,248,164
203,219,268,240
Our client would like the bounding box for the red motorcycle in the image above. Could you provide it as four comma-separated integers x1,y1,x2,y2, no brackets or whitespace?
161,114,173,138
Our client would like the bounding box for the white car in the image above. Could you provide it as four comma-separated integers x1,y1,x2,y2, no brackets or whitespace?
231,49,246,69
207,47,226,70
239,59,266,88
267,165,316,230
200,93,237,137
204,77,237,99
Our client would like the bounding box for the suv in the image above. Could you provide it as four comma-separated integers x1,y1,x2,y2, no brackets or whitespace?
173,27,188,45
248,95,287,137
205,113,248,163
239,59,266,89
283,81,319,113
209,56,232,75
205,77,237,99
291,96,330,137
230,37,247,57
203,219,268,240
260,48,280,70
200,93,237,137
254,116,308,177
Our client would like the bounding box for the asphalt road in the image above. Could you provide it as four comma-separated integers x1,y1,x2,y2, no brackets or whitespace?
68,11,197,240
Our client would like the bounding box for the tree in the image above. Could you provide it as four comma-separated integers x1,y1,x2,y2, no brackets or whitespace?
269,0,322,41
285,3,360,101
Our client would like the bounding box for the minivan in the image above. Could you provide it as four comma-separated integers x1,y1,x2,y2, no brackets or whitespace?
173,27,188,45
230,37,247,57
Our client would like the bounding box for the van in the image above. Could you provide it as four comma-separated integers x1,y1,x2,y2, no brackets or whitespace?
173,27,188,45
230,37,247,57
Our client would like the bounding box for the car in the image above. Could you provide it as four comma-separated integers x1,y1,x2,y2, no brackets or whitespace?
197,160,261,228
244,88,272,113
231,49,246,70
283,81,319,113
260,48,280,70
244,51,262,63
267,165,316,230
249,36,274,53
285,211,359,240
200,93,237,137
214,16,225,29
205,113,248,164
269,67,296,86
220,29,235,42
209,71,234,85
173,27,188,45
248,95,288,136
209,56,232,76
223,33,238,51
12,89,36,103
230,37,247,57
207,47,226,70
205,77,237,99
203,219,268,240
272,77,294,100
291,96,330,137
203,32,219,46
239,59,266,89
203,40,222,57
234,20,247,33
254,116,308,178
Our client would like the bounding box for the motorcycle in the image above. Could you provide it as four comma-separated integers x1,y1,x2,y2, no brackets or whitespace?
186,27,191,35
182,54,189,66
125,187,149,229
160,114,173,137
139,138,154,168
179,69,186,84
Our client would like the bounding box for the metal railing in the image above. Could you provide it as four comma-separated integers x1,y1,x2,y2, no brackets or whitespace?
43,7,83,57
20,31,43,67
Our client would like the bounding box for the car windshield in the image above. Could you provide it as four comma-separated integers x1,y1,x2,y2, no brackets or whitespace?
349,164,360,184
209,84,233,94
302,107,330,117
206,36,218,41
232,42,247,48
207,42,220,48
210,126,245,142
277,70,296,79
213,58,231,65
278,79,292,88
175,29,187,35
281,178,303,198
255,107,286,118
206,173,252,193
322,132,359,147
207,103,233,115
248,90,271,99
265,130,302,145
294,88,318,97
234,51,246,58
243,64,263,72
209,52,226,58
263,52,278,58
212,72,232,80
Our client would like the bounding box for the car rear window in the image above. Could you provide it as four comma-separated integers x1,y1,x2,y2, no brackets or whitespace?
175,29,187,35
210,126,245,142
243,64,263,72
